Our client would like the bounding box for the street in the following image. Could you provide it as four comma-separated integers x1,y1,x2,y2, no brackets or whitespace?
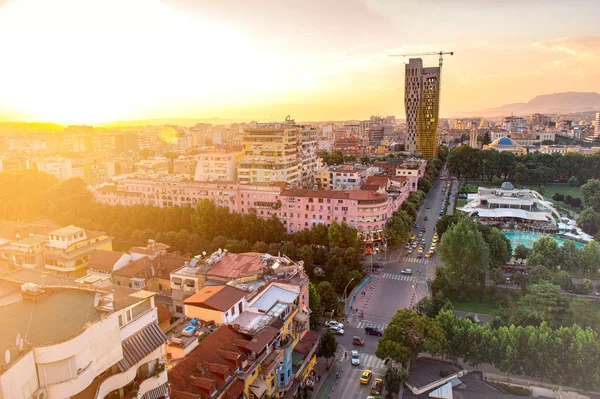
318,170,455,399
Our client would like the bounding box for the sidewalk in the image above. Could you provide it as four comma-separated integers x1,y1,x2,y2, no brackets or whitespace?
314,347,347,399
346,275,380,325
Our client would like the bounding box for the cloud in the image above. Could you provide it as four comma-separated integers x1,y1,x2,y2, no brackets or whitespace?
533,35,600,57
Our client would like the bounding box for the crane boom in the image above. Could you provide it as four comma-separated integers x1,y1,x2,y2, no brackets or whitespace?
389,51,454,68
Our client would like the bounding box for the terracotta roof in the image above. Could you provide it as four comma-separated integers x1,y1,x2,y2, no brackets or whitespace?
280,188,386,202
184,285,247,312
207,252,265,280
244,326,279,353
221,380,245,399
113,253,189,279
293,330,319,356
366,176,389,187
348,190,387,201
88,250,125,271
360,184,381,191
168,325,250,399
0,219,60,240
156,302,173,324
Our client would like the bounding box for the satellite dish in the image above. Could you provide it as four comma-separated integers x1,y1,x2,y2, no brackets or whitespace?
93,293,101,308
16,333,21,347
19,338,24,351
202,251,206,256
218,248,222,254
4,350,10,365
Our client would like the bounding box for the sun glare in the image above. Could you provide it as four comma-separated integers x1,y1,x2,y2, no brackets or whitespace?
0,0,279,124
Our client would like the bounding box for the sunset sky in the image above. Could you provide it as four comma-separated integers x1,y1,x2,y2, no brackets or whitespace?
0,0,599,124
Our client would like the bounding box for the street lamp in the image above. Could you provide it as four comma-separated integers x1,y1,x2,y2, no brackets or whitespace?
343,277,356,318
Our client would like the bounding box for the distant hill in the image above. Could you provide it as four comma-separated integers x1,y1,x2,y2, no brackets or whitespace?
99,117,247,127
0,122,64,133
478,92,600,117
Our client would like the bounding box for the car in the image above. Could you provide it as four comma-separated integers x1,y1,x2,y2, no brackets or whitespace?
413,223,419,228
325,320,344,328
426,205,431,209
360,370,373,384
405,243,411,249
412,242,418,248
417,246,424,252
409,235,416,241
406,248,413,254
351,350,360,365
417,232,423,238
425,251,433,258
330,326,345,335
424,216,429,221
370,378,383,395
401,268,412,275
433,236,438,242
365,326,383,336
353,336,365,345
417,252,423,259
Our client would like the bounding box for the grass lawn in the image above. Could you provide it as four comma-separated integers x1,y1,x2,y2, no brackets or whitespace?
519,183,582,199
450,289,520,315
455,198,468,208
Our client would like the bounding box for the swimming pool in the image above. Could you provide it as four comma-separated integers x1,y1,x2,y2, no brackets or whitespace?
504,231,584,250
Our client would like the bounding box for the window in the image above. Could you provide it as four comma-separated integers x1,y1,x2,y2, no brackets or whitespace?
342,207,348,211
238,302,243,314
175,305,183,314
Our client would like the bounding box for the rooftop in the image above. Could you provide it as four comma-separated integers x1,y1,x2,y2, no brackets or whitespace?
250,283,298,315
206,252,266,280
113,252,190,279
49,225,85,236
111,285,155,310
406,358,463,390
87,250,125,271
11,234,48,247
0,280,102,370
280,188,387,202
183,285,247,312
0,218,60,240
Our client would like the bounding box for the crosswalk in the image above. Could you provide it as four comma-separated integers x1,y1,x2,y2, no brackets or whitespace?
356,320,388,330
353,353,386,370
401,256,430,264
380,273,417,282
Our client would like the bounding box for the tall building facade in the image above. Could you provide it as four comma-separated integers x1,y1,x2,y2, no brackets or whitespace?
238,124,300,186
469,126,478,148
405,58,441,159
595,112,600,138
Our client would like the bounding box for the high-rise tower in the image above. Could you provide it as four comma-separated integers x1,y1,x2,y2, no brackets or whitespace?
404,58,441,159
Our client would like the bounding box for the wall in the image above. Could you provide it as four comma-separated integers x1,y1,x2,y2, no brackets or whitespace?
0,351,39,399
184,305,225,325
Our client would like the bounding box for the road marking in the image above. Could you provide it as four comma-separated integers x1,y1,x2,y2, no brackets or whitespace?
356,321,388,330
381,273,417,282
402,256,430,264
360,354,386,370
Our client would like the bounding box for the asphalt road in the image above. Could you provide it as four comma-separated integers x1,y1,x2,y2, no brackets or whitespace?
320,172,452,399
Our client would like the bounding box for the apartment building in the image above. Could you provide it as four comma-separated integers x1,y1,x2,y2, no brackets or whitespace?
238,123,300,186
36,158,73,181
172,155,198,176
373,158,427,192
333,134,364,157
193,150,238,181
298,125,318,188
313,165,375,190
0,282,167,399
43,225,113,276
133,158,169,174
0,234,48,269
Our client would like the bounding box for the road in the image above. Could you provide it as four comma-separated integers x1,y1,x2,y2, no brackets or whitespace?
319,171,453,399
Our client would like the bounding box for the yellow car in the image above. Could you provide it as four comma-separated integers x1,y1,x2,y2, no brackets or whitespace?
360,369,373,384
417,247,424,253
425,251,433,258
433,236,438,243
431,243,437,249
370,378,383,395
409,235,416,242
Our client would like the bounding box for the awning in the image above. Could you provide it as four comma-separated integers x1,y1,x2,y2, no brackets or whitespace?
141,383,169,399
293,312,309,323
118,322,167,371
428,381,453,398
249,378,268,397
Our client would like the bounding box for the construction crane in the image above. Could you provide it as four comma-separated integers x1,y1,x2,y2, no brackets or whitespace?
389,51,454,68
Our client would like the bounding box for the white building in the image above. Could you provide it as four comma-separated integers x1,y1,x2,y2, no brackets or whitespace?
193,151,237,181
36,158,73,181
0,283,167,399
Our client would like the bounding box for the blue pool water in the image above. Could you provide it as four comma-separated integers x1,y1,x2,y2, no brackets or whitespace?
504,231,584,250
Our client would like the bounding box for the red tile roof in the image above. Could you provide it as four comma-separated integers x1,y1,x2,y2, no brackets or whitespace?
87,250,125,271
366,176,389,187
280,188,387,202
293,330,319,356
207,252,265,280
168,326,250,399
156,302,173,324
183,285,247,312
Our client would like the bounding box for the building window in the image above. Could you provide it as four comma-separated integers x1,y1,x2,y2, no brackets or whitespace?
175,305,183,314
239,302,243,314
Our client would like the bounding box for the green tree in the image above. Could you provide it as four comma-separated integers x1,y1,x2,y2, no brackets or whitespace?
559,240,580,271
297,245,314,276
568,176,579,187
579,278,594,295
267,242,281,256
47,177,94,224
529,236,560,270
514,163,529,184
308,283,323,330
490,267,506,286
418,177,432,193
316,329,338,368
385,210,413,247
509,281,568,327
382,366,408,396
435,214,461,237
511,271,529,296
578,241,600,277
568,297,598,328
529,265,552,284
553,270,572,290
578,207,600,235
487,228,512,268
280,241,297,259
251,241,269,253
315,246,327,264
491,175,504,187
438,219,489,296
376,309,446,367
514,244,530,261
581,179,600,211
317,281,339,313
327,220,343,247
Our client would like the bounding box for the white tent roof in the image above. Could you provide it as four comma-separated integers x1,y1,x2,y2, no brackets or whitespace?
474,208,550,221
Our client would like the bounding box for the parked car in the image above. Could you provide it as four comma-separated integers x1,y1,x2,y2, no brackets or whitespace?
406,248,413,254
351,350,360,366
370,378,383,395
424,216,429,221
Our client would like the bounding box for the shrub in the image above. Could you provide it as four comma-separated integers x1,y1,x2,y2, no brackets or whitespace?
570,198,582,208
490,381,532,397
552,193,565,202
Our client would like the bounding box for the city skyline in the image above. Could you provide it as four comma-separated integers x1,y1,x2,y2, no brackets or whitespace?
0,0,599,124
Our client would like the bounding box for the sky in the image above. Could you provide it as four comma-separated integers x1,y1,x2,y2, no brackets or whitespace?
0,0,599,124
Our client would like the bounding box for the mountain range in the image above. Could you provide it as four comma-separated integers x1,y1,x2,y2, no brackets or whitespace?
474,92,600,117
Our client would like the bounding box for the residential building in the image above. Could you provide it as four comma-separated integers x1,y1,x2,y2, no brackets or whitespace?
0,234,47,270
298,124,318,188
36,158,73,180
238,123,300,186
502,116,527,132
193,151,238,181
172,155,199,177
333,134,364,157
133,158,169,174
405,58,441,158
0,281,167,399
43,225,113,276
373,158,427,192
86,250,131,276
169,256,212,318
183,285,248,325
0,157,29,172
539,145,567,155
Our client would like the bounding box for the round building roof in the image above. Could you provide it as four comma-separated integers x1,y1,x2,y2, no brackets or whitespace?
491,137,516,146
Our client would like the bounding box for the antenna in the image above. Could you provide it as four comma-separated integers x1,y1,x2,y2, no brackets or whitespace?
93,293,101,308
18,338,24,351
5,350,10,365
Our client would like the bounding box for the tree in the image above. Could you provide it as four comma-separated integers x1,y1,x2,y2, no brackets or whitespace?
490,267,506,286
487,228,512,268
578,241,600,277
376,309,446,367
280,241,297,259
514,244,530,261
581,179,600,211
514,163,529,184
315,247,327,265
559,240,580,271
413,296,453,318
316,329,338,368
579,278,594,295
511,271,529,296
568,176,580,187
438,218,489,297
418,177,432,193
568,297,598,328
578,207,600,235
308,283,323,330
509,281,568,327
297,245,314,276
327,220,343,247
553,270,572,291
491,176,504,187
317,281,339,313
385,210,413,247
251,241,269,253
435,214,461,237
528,236,560,270
529,265,552,284
382,366,408,396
